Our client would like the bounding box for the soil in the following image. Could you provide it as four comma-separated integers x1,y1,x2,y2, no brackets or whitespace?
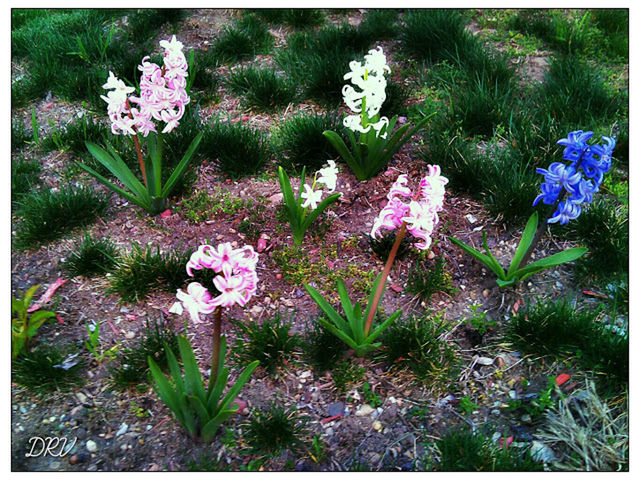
11,9,595,472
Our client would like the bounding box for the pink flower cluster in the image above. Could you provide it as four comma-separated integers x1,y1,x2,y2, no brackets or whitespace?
101,36,190,136
371,165,448,250
170,243,259,323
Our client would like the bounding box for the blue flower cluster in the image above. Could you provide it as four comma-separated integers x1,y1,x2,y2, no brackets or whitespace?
533,130,616,225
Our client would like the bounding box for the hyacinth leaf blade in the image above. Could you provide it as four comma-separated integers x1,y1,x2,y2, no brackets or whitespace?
76,161,150,211
148,353,183,422
323,130,364,179
301,192,341,231
161,131,203,198
304,283,350,333
513,247,588,281
507,211,539,277
207,334,228,398
177,334,206,402
449,236,506,280
362,309,401,346
83,141,148,201
317,317,360,351
146,132,163,199
482,232,507,281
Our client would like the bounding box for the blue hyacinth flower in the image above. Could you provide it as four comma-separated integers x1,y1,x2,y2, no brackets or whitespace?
557,130,594,164
548,201,582,225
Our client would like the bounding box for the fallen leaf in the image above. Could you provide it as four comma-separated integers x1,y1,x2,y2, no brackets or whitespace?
160,209,171,218
555,373,571,386
27,278,67,312
389,284,402,293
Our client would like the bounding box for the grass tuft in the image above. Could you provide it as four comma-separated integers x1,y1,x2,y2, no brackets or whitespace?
63,231,119,277
210,14,273,64
14,185,109,250
245,401,308,455
301,319,349,373
225,66,297,112
11,157,42,203
232,313,300,372
12,343,85,392
109,317,180,390
406,254,457,302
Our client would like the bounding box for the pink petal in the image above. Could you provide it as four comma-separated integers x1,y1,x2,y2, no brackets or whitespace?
160,209,172,218
256,236,267,253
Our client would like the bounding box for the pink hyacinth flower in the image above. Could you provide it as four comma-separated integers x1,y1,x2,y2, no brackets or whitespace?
212,274,251,307
176,282,217,323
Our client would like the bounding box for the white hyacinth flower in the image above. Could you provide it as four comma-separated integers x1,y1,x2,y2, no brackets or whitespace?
301,184,323,209
317,160,339,192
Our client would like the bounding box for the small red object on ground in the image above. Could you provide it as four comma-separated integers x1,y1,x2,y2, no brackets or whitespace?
160,209,171,218
321,414,343,424
555,373,571,386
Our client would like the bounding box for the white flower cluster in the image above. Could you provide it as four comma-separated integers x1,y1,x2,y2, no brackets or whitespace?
342,46,391,139
300,160,339,209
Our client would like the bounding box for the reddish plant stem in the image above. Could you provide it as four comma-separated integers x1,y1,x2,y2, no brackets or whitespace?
210,306,223,385
125,98,147,187
363,222,407,337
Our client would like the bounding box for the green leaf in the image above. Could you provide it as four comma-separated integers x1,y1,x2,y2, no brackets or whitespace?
304,283,349,333
323,130,359,176
22,285,40,310
317,317,359,351
507,212,538,277
217,360,259,412
162,132,203,197
301,193,341,231
148,357,181,420
76,162,150,210
146,132,162,198
514,247,588,281
177,335,206,402
449,236,506,279
201,409,237,442
363,273,386,321
364,309,401,345
482,232,506,280
165,342,185,395
187,394,211,426
85,141,148,200
207,335,228,399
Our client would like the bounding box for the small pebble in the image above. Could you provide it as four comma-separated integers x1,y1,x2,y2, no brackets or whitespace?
372,420,382,431
85,440,98,453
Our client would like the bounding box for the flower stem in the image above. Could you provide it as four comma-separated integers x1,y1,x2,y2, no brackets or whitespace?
210,306,222,385
133,134,148,187
363,222,407,336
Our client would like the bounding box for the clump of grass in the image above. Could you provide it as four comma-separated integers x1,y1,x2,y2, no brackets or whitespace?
109,317,179,390
560,198,628,279
12,343,85,392
429,427,542,471
506,299,628,390
330,360,366,395
12,119,30,150
274,110,345,172
400,9,471,64
189,50,220,104
537,56,624,127
64,231,119,277
245,401,308,456
358,9,399,42
406,254,457,303
210,14,274,64
11,156,41,202
108,244,217,303
225,66,297,112
301,319,349,373
206,119,270,178
14,185,109,250
255,9,325,28
536,379,628,471
379,314,459,388
127,9,186,44
41,114,110,156
232,314,300,373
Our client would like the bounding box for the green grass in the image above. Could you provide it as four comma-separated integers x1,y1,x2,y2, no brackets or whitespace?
301,319,349,372
429,428,543,471
244,401,308,456
232,314,300,372
14,185,110,250
274,110,346,172
254,9,325,28
209,14,274,64
63,231,119,277
11,157,42,202
41,114,111,156
206,118,270,178
379,315,459,388
108,244,217,303
12,343,85,392
177,187,248,223
406,254,457,302
109,317,180,390
506,299,628,390
225,66,298,112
